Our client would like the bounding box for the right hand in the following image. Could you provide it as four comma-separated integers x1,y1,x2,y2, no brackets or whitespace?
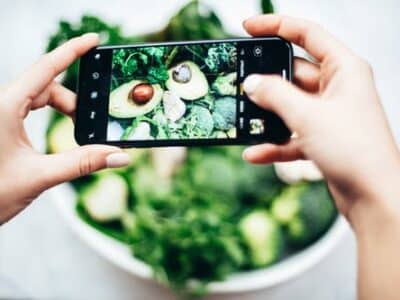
241,15,400,231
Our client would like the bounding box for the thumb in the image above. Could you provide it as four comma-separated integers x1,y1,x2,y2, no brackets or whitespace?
41,145,130,188
243,74,313,130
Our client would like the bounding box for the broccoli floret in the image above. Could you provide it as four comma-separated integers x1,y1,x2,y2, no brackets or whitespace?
239,210,283,267
212,97,236,131
205,44,237,73
271,182,337,248
238,163,284,204
47,116,77,154
191,154,238,200
81,173,129,222
187,105,214,137
212,72,237,96
131,166,173,204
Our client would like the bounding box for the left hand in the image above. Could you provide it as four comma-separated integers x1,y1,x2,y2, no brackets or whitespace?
0,33,130,224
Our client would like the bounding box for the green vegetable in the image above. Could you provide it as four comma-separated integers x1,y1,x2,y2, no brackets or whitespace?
261,0,274,13
191,153,238,200
212,131,228,139
109,80,163,118
239,210,283,267
80,173,128,222
111,48,170,89
147,1,229,42
47,15,140,90
212,72,237,96
166,61,209,100
47,116,77,153
45,1,339,295
271,182,337,248
212,96,236,131
185,105,214,137
130,206,245,291
205,43,237,73
131,166,173,205
76,202,128,243
238,163,284,204
46,2,229,91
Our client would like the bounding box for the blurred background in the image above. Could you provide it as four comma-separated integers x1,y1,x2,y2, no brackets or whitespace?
0,0,398,299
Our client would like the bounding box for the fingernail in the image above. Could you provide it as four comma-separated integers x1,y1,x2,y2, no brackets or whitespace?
106,152,130,168
243,74,262,95
242,148,252,161
81,32,100,41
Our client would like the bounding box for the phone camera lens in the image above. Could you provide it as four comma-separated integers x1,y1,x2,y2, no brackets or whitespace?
92,72,100,80
253,46,263,57
94,53,101,60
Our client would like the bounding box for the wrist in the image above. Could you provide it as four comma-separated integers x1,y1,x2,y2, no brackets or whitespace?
348,168,400,241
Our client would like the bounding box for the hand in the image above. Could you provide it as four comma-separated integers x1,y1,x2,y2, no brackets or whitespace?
0,33,130,224
241,15,400,230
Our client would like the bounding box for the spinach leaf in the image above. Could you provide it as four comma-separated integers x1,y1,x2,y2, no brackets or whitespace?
261,0,274,13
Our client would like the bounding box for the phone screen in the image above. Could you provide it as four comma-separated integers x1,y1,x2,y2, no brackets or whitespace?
107,42,240,142
76,38,292,147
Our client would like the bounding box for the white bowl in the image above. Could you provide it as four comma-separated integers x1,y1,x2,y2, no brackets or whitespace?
49,183,349,294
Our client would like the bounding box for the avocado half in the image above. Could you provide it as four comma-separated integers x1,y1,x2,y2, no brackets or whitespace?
48,117,78,153
166,61,209,100
109,80,163,118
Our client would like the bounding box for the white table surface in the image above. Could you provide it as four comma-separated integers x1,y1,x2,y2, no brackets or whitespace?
0,0,398,299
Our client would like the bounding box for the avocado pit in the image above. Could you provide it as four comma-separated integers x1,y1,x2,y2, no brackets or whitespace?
129,83,154,105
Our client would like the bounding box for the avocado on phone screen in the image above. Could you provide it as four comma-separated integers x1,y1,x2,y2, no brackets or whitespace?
75,37,293,147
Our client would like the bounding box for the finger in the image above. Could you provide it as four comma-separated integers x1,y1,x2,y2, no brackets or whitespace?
294,57,320,93
31,81,76,118
49,83,77,117
243,74,314,130
242,139,304,164
39,145,130,189
10,33,99,102
243,14,350,63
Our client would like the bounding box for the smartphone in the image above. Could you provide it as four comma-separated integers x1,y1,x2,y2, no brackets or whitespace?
75,37,293,147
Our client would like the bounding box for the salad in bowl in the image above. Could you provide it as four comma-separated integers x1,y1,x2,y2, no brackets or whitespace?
45,2,345,295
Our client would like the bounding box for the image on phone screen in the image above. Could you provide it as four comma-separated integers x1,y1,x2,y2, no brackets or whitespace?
76,37,292,147
107,42,239,142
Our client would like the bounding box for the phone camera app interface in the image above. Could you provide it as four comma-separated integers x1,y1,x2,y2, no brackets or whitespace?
253,45,263,57
106,43,239,142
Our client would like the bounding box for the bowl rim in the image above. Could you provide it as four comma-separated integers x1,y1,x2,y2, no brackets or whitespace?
48,183,349,294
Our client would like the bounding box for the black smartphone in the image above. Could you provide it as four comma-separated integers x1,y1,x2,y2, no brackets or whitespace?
75,37,293,147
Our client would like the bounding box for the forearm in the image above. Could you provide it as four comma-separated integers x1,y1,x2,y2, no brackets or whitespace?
357,227,400,300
